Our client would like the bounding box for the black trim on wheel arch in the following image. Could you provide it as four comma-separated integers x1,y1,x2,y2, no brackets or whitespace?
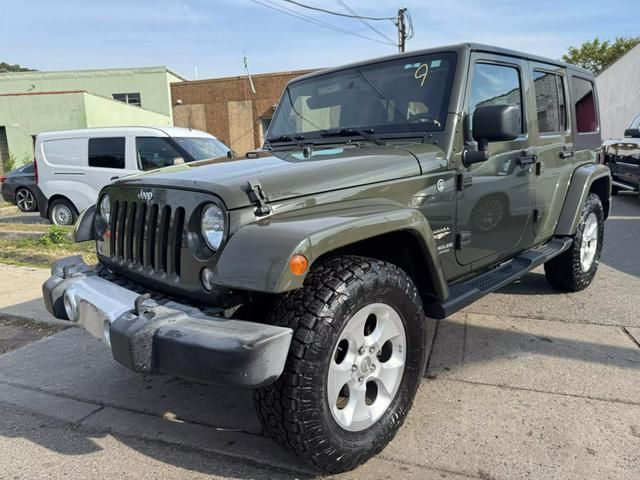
253,255,428,474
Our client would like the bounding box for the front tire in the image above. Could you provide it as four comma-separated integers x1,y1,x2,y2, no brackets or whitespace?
254,256,427,473
15,188,37,212
544,193,604,291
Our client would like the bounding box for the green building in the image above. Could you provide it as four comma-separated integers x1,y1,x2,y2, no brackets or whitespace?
0,66,184,172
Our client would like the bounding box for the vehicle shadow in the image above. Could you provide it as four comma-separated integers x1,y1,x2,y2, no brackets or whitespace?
2,314,639,478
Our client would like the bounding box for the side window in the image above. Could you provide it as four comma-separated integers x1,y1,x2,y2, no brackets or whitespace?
88,137,125,169
571,77,598,133
136,137,185,171
629,114,640,130
533,70,567,134
469,63,524,133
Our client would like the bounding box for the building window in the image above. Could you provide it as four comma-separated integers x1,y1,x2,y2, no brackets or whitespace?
533,70,567,134
112,92,141,107
469,63,524,133
88,137,126,169
571,77,597,133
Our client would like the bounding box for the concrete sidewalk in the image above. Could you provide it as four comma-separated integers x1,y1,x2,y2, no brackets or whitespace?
0,260,639,479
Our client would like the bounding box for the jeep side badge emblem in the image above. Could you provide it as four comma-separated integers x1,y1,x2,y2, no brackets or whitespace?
137,190,153,202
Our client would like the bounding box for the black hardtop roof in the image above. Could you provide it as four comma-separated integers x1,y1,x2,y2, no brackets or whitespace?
290,43,593,85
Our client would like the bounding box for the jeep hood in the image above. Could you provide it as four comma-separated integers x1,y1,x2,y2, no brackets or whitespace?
113,144,446,209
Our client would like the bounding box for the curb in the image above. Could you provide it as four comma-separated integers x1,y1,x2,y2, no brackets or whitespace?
0,230,45,240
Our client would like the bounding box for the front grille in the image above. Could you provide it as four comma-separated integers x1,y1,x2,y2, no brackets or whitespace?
109,199,185,277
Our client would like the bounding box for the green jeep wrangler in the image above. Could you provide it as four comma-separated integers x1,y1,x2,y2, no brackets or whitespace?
43,43,611,473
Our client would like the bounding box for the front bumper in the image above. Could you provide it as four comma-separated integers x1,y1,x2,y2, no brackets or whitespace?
42,256,292,388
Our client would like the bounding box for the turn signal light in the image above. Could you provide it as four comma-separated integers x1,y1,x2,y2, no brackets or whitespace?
289,254,308,276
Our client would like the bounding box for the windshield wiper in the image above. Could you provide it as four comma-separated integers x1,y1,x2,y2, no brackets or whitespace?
265,135,306,149
320,128,385,145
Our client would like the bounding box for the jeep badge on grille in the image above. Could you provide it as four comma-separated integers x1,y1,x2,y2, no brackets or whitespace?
137,190,153,202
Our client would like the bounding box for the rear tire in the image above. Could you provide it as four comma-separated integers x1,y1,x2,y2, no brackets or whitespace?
544,193,604,291
48,198,77,225
254,256,427,473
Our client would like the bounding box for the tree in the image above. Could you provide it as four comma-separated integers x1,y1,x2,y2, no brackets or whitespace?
0,62,34,73
562,36,640,75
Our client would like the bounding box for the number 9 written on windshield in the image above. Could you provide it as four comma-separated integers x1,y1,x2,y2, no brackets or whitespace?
414,64,429,87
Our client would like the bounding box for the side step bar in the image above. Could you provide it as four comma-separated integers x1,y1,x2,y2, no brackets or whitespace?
612,180,637,191
425,238,572,319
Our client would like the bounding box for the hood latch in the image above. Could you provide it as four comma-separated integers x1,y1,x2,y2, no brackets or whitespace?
247,180,272,217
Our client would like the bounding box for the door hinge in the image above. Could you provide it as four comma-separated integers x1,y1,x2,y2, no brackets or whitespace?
457,172,473,191
535,161,543,176
246,180,271,217
533,209,540,223
456,231,472,250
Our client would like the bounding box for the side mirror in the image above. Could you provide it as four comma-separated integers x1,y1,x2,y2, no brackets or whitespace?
624,128,640,138
463,105,521,166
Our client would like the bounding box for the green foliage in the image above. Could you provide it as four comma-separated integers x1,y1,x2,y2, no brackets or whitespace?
562,36,640,75
0,62,34,72
4,151,17,174
38,225,71,246
22,152,32,165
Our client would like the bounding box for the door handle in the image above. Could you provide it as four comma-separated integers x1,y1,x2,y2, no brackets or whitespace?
518,154,537,167
559,150,574,159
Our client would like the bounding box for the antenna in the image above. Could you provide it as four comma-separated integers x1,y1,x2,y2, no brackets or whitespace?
243,52,257,94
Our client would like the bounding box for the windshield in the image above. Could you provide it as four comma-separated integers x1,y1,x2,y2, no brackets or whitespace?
268,52,456,141
174,137,230,161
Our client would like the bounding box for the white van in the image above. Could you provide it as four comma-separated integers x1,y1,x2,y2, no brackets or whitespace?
35,126,230,225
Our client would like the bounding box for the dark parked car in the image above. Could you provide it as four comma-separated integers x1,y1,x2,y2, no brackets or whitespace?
603,114,640,201
1,163,38,212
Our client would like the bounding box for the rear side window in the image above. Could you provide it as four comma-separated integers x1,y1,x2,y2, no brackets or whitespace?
469,63,524,133
533,71,567,133
88,138,125,169
572,77,598,133
136,137,185,171
43,139,85,166
21,164,34,173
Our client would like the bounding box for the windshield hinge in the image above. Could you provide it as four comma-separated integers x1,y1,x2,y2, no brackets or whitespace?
246,180,271,217
457,172,472,191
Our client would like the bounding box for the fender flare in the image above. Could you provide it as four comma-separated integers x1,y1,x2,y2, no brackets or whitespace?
555,163,611,236
73,204,97,242
212,202,448,299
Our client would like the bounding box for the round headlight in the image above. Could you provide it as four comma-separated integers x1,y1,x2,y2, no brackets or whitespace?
201,203,225,251
99,194,110,224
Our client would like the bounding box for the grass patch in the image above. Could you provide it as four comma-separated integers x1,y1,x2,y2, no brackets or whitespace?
0,225,96,269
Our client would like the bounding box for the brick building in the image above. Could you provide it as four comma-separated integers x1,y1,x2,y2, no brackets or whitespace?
171,69,315,155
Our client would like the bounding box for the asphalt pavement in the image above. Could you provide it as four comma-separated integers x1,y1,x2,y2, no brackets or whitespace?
0,195,638,479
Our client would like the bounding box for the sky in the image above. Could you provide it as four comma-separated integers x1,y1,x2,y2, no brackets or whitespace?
0,0,638,80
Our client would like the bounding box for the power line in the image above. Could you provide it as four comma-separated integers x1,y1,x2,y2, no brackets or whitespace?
249,0,396,46
335,0,396,45
281,0,395,21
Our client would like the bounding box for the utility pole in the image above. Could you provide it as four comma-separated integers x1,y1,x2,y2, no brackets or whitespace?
397,7,407,53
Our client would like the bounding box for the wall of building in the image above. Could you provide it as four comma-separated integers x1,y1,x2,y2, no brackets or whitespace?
171,70,314,154
0,91,87,169
596,44,640,139
84,93,172,127
0,67,183,119
0,91,171,171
